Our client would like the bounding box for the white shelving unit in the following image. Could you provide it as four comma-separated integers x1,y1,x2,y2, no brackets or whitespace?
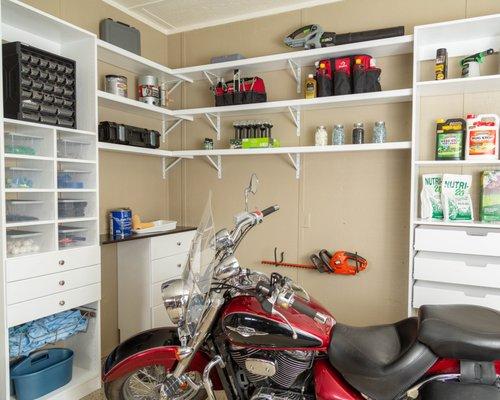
1,1,101,399
408,13,500,315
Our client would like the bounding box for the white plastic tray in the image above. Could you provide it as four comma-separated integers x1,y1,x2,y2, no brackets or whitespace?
133,220,177,235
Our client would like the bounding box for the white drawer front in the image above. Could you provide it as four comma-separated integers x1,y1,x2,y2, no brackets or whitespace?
152,304,175,328
152,282,164,307
6,245,100,282
150,231,196,260
8,283,101,327
151,253,187,284
413,281,500,311
7,265,100,305
414,226,500,257
414,252,500,289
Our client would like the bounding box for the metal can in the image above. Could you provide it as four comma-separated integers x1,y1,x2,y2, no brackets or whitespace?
109,208,132,238
138,75,159,106
105,75,128,97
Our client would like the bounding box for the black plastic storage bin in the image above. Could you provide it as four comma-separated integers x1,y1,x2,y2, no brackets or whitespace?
10,348,74,400
3,42,76,128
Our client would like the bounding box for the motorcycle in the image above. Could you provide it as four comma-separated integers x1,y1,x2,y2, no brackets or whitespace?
102,175,500,400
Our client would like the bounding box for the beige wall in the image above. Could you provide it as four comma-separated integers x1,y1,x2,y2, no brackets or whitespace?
22,0,500,356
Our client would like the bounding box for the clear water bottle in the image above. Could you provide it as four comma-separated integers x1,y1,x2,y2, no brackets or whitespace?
332,124,345,145
373,121,387,143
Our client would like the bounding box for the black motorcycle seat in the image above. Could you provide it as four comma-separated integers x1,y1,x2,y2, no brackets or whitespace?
418,304,500,361
328,317,437,400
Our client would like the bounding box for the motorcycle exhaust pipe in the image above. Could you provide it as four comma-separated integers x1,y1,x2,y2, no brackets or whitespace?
203,355,225,400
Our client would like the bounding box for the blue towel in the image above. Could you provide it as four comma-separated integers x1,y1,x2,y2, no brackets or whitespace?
9,310,88,357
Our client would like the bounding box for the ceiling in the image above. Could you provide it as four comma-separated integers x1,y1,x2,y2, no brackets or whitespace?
103,0,343,35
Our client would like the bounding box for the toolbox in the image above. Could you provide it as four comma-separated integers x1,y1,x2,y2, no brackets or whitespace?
3,42,76,128
100,18,141,55
99,121,161,149
214,76,267,107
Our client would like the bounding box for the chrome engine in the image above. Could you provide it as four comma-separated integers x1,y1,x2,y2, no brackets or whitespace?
250,387,315,400
229,346,314,389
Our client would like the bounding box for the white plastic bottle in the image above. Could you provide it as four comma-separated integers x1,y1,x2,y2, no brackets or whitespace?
465,114,499,160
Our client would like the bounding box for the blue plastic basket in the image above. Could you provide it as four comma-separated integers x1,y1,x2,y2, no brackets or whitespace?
10,348,74,400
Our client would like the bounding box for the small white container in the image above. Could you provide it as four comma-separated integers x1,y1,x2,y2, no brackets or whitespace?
132,220,177,235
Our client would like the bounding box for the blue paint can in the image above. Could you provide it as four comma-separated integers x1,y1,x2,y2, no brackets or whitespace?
109,208,132,238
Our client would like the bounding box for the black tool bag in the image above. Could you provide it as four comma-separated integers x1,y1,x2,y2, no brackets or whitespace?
214,77,267,107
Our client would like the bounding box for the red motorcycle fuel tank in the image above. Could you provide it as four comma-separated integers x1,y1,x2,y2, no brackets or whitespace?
221,295,334,351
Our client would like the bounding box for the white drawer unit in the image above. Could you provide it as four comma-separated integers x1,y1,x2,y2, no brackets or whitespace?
7,265,100,305
152,304,175,329
8,283,101,328
414,252,500,289
151,253,188,284
414,226,500,257
151,230,195,260
6,245,100,282
117,230,196,341
413,281,500,311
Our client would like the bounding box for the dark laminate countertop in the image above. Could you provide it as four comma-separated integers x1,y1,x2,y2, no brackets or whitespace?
100,226,197,245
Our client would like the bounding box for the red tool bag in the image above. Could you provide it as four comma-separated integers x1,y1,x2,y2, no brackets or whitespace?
214,77,267,107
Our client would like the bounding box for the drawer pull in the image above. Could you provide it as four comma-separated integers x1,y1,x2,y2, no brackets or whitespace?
177,263,182,268
59,260,65,266
177,242,182,246
59,280,65,286
59,300,65,306
466,231,488,237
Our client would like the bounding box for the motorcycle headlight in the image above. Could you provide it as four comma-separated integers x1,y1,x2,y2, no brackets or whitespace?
161,278,188,325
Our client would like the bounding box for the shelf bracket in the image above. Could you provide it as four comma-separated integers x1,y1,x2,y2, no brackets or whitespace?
203,71,221,86
288,106,301,136
287,153,300,179
167,80,183,96
204,113,221,140
206,155,222,179
162,157,182,179
161,119,183,143
288,59,302,94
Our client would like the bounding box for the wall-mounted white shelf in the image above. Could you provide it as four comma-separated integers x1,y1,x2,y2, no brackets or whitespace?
414,219,500,230
416,159,500,166
98,142,174,157
97,39,192,84
172,35,414,82
171,141,411,180
97,90,193,122
417,74,500,96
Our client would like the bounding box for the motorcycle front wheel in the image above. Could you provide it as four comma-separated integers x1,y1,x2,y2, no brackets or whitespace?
104,365,207,400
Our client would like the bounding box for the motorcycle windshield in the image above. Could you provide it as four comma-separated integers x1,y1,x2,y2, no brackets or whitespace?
181,193,216,337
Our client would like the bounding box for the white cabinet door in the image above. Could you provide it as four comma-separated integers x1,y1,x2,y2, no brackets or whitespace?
150,231,195,260
7,264,100,305
151,253,187,284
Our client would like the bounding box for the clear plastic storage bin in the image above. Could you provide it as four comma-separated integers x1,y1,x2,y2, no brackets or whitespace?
7,229,43,257
6,199,44,223
57,136,92,160
4,132,43,156
57,163,95,189
58,199,88,219
6,166,42,189
58,225,88,248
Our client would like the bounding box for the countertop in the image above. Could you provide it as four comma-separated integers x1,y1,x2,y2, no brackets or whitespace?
100,226,197,245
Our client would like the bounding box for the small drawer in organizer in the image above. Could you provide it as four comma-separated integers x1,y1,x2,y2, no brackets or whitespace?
5,159,54,190
6,227,52,258
58,199,88,219
57,162,95,189
58,221,95,249
6,194,54,224
57,132,94,161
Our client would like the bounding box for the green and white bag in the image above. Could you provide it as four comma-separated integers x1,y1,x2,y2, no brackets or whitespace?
421,174,443,220
442,174,473,221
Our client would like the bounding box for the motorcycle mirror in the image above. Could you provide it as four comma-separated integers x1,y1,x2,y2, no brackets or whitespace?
244,173,259,211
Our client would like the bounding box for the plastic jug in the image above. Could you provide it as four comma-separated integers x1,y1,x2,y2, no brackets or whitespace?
465,114,499,160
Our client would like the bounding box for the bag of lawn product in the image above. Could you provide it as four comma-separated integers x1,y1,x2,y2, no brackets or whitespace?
481,170,500,222
442,174,473,221
420,174,443,220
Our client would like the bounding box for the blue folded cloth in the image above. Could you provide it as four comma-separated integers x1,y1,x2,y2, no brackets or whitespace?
9,310,88,357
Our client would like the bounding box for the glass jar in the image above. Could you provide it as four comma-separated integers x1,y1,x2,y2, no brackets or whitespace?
332,124,345,145
352,122,364,144
372,121,387,143
315,126,328,146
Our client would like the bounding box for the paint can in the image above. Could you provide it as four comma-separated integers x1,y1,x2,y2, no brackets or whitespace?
109,208,132,238
138,75,159,105
105,75,128,97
